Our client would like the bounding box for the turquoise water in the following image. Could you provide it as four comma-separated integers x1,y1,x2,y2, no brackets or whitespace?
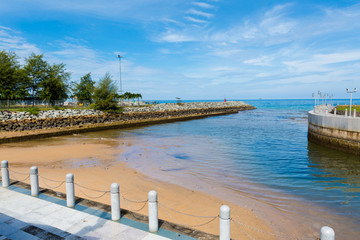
113,99,360,233
8,99,359,236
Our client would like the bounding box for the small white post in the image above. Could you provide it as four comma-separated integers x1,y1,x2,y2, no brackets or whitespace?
30,166,39,196
111,183,120,221
354,109,356,118
334,108,337,115
345,109,348,117
148,190,158,232
321,226,335,240
1,160,10,188
220,205,230,240
66,173,75,208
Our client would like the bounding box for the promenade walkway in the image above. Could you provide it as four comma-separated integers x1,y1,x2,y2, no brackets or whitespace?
0,186,172,240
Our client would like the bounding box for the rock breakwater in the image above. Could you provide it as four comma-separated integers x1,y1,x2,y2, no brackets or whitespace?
0,101,254,136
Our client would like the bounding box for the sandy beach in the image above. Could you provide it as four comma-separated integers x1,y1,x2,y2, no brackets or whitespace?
0,137,282,240
1,133,358,239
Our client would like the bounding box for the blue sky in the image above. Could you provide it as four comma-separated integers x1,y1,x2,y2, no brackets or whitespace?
1,0,360,100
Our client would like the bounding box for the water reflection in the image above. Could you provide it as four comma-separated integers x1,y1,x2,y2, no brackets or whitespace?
307,142,360,194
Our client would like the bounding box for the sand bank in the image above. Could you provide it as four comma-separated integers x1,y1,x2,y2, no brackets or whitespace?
2,134,357,239
0,139,280,240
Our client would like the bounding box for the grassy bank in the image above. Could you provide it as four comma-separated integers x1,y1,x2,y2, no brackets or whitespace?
336,105,360,111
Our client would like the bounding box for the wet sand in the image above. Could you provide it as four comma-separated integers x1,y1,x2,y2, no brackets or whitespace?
0,138,281,240
1,137,358,239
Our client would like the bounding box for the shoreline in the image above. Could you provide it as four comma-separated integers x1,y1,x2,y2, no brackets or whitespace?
0,102,255,144
0,140,276,239
3,135,356,239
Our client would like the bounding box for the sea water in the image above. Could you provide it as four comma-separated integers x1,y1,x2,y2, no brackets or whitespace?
6,99,360,236
106,99,360,234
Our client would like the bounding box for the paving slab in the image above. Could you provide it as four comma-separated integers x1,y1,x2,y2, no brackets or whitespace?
0,187,173,240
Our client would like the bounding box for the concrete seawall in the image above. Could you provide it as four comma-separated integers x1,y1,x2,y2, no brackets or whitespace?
308,108,360,155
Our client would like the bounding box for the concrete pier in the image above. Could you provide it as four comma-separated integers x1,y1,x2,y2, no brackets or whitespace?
308,105,360,155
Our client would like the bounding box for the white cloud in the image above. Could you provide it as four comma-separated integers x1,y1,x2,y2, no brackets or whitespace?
185,16,208,24
244,56,274,66
284,51,360,73
210,49,241,57
0,26,41,60
187,8,213,18
191,2,215,9
158,32,195,42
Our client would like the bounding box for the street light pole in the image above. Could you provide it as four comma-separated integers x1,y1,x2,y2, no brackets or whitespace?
117,55,123,106
346,88,357,117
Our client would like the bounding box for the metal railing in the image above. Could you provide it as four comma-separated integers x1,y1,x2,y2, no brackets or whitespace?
0,160,335,240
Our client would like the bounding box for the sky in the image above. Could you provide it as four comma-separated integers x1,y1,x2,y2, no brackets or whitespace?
1,0,360,100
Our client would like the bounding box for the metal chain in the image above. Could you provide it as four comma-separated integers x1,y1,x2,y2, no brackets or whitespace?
74,183,109,193
40,179,65,189
231,218,300,239
39,175,65,183
122,198,148,212
77,187,109,199
231,219,256,240
9,169,29,175
158,202,218,218
159,205,219,228
10,174,30,182
120,194,148,203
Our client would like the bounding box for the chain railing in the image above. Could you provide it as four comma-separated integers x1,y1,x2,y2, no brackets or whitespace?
8,168,30,182
0,161,336,240
38,175,65,189
74,183,110,199
158,201,219,228
160,205,219,228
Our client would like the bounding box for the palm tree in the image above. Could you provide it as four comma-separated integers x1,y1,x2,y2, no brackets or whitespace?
135,93,142,105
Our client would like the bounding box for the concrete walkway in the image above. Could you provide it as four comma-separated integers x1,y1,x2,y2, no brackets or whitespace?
0,187,171,240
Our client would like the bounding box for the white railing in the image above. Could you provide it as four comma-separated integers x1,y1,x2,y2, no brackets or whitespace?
1,160,335,240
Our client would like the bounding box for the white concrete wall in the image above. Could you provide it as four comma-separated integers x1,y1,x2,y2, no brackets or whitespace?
308,110,360,132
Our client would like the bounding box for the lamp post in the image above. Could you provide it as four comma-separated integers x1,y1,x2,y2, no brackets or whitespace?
346,88,357,116
330,94,333,106
312,93,316,107
117,55,123,106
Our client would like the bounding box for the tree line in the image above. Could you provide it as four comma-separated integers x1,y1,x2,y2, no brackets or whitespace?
0,50,142,110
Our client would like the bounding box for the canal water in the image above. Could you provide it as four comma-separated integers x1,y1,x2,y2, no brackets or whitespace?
5,99,360,237
77,99,360,237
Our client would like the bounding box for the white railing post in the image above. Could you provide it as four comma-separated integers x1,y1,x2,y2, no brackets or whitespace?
30,166,39,196
345,109,348,117
111,183,120,221
219,205,230,240
354,109,356,118
334,108,337,115
148,190,158,232
321,226,335,240
1,160,9,188
66,173,75,207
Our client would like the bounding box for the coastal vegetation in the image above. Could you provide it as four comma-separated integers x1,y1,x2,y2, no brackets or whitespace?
0,50,142,111
336,105,360,111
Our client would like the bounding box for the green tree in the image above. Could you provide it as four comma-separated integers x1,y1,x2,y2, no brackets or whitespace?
24,53,49,106
39,63,70,105
0,51,28,107
92,72,119,111
72,73,95,103
135,93,142,104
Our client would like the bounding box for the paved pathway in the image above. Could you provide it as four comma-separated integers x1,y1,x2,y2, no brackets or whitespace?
0,187,171,240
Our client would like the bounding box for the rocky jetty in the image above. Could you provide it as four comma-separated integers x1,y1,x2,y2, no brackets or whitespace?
0,101,254,134
123,101,249,113
0,101,250,121
0,109,102,121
